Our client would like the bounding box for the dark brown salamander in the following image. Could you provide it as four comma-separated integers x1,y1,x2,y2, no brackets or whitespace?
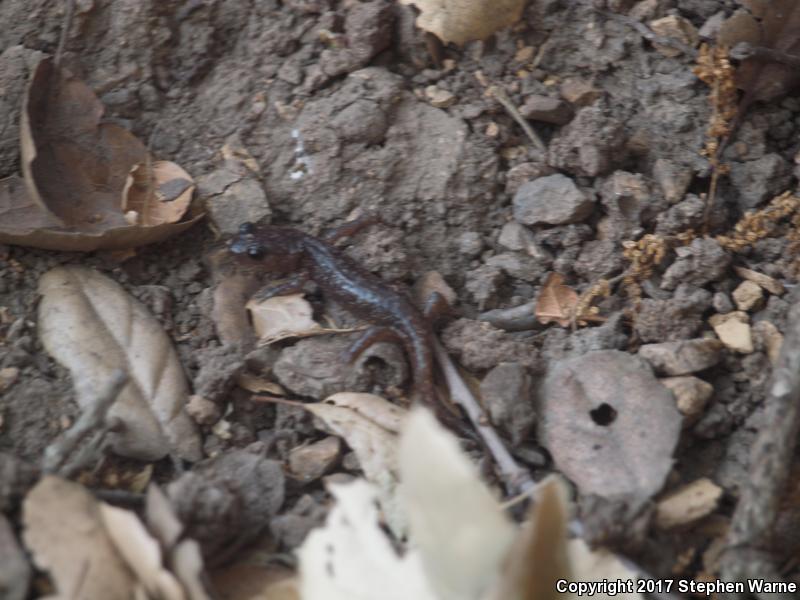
229,218,442,405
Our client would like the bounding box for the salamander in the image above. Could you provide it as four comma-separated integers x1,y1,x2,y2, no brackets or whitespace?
229,218,443,406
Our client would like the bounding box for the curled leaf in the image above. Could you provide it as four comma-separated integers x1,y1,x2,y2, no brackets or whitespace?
398,0,527,46
535,272,578,327
38,266,202,461
0,57,203,250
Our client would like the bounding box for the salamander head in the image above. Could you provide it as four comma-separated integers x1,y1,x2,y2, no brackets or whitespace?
229,222,266,260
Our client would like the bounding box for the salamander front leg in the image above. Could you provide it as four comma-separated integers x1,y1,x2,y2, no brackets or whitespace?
252,271,310,301
321,213,382,244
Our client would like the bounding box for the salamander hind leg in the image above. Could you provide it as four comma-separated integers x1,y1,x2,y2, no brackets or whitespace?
341,325,404,364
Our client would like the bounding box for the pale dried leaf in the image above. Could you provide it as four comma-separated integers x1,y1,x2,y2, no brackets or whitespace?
538,350,681,498
489,475,571,600
246,294,321,341
236,372,286,395
210,565,300,600
145,484,184,551
566,539,643,600
38,266,202,461
298,480,438,600
122,161,195,227
303,395,405,534
323,392,406,433
398,408,516,600
99,503,186,600
655,478,723,530
22,476,137,600
398,0,527,46
171,540,213,600
535,272,578,327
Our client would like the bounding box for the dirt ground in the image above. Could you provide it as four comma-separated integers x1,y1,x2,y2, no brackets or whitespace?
3,0,800,596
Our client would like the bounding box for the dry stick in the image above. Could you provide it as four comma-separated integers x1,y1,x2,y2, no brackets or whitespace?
42,369,129,475
54,0,76,68
488,86,547,153
718,301,800,600
433,339,535,496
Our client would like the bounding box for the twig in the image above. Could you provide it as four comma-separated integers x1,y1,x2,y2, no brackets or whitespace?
43,370,128,475
487,86,547,153
719,301,800,599
433,339,535,496
54,0,76,68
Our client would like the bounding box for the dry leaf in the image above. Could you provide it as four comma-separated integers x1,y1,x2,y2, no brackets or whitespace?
566,539,643,600
122,161,195,227
538,350,682,499
38,266,202,461
99,503,186,600
398,0,527,46
739,1,800,102
323,392,406,433
0,57,203,250
655,478,723,530
303,393,406,534
398,408,516,600
246,294,322,342
490,475,572,600
210,565,300,600
535,272,578,327
236,372,286,395
298,480,438,600
211,271,262,346
23,476,137,600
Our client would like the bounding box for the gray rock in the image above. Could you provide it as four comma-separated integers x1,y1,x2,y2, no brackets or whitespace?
547,104,627,177
634,284,712,342
653,158,692,204
729,153,791,210
485,252,548,282
480,363,536,446
661,237,731,291
464,264,506,310
504,161,555,196
538,350,681,498
0,515,29,600
639,339,724,375
520,94,573,125
654,194,705,235
513,173,595,226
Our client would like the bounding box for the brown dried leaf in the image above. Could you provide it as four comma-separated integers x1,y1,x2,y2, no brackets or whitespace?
0,57,203,250
122,161,195,226
538,350,682,499
210,565,299,600
726,1,800,102
21,57,147,228
38,266,202,462
534,272,578,327
398,0,527,46
23,476,137,600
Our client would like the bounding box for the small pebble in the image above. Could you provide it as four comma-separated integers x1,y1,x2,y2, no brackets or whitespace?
660,376,713,423
732,280,764,312
639,339,723,376
709,311,753,354
288,436,342,483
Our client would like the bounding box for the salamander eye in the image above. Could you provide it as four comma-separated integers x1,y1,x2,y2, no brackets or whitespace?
247,244,265,260
239,222,256,235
